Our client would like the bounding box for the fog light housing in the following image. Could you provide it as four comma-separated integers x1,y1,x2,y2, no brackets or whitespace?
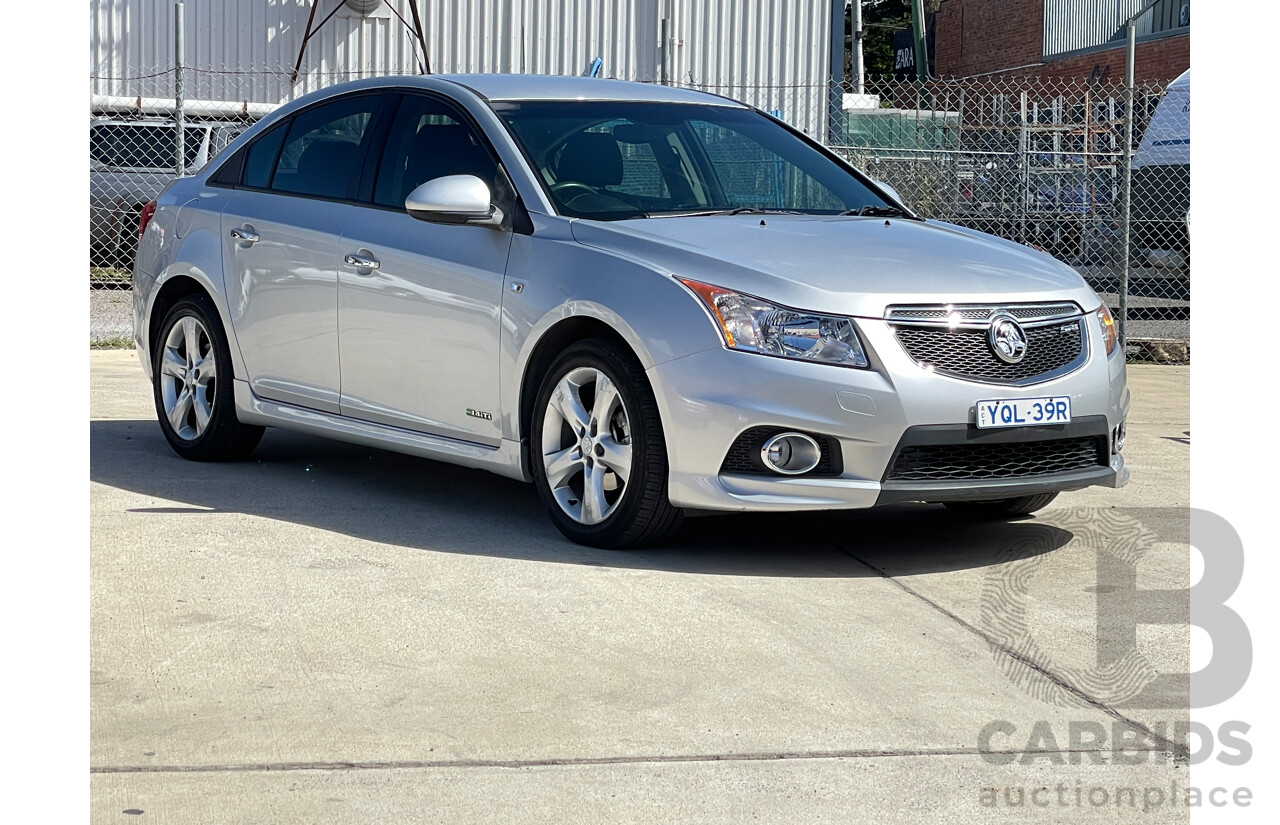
1112,421,1127,454
760,432,822,475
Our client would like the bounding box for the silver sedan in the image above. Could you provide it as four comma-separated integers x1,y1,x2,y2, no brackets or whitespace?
132,74,1128,548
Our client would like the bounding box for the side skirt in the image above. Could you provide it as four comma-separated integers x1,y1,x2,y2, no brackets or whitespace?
233,380,530,482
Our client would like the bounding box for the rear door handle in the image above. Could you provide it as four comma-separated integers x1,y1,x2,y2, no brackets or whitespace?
344,252,380,271
229,226,259,245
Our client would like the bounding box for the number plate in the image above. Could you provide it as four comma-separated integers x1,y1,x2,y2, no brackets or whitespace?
976,397,1072,429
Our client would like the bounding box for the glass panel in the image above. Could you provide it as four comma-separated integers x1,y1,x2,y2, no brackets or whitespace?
373,95,497,209
496,101,886,220
242,124,285,188
271,96,379,199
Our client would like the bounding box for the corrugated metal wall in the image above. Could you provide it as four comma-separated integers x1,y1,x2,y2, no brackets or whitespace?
90,0,832,134
670,0,831,136
1043,0,1189,59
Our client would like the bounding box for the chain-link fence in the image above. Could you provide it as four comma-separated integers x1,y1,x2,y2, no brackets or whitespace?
90,66,1188,363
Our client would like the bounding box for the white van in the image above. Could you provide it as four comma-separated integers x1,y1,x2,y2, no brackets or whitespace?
1131,69,1189,267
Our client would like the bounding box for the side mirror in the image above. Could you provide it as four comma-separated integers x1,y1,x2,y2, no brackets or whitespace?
405,175,505,228
873,180,903,205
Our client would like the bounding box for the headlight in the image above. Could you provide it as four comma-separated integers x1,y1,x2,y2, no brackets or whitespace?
680,279,869,368
1097,304,1118,356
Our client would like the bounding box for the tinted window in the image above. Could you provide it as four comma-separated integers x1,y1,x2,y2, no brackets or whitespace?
563,119,668,199
373,95,499,209
689,120,844,212
242,124,285,188
496,101,887,220
271,96,380,199
90,124,204,170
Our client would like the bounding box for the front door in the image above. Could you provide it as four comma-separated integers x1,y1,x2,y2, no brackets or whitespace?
338,93,511,444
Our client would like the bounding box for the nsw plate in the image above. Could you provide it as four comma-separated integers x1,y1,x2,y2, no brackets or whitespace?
976,396,1072,429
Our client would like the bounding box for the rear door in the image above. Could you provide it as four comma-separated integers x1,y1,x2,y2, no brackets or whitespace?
219,93,390,413
337,92,511,444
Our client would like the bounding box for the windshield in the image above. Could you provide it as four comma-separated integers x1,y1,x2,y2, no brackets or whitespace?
493,100,892,220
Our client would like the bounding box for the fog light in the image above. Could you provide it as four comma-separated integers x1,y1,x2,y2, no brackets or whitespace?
1112,421,1127,454
760,432,822,475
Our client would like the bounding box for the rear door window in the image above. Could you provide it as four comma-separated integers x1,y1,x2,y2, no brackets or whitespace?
242,124,285,188
270,95,383,200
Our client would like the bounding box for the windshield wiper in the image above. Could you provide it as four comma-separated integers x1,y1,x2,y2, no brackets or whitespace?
840,205,918,219
648,207,805,218
725,207,806,215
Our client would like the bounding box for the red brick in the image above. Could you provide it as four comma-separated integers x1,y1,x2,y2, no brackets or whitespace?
934,0,1189,83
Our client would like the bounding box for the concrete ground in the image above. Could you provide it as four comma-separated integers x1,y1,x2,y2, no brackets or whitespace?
91,352,1191,823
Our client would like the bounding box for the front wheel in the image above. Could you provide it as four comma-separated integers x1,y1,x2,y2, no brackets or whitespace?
530,339,682,548
153,294,264,461
943,492,1059,519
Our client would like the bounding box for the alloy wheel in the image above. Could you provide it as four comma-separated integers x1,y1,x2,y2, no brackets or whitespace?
159,315,217,441
540,366,633,525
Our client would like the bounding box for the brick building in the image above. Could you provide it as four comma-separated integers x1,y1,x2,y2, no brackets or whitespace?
933,0,1189,82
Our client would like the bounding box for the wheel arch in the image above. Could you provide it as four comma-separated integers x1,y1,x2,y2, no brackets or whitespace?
516,314,646,477
144,268,245,384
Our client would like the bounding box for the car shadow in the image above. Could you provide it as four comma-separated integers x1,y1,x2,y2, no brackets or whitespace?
91,420,1074,578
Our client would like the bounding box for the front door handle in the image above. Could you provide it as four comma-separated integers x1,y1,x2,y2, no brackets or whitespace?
229,226,259,245
344,252,381,271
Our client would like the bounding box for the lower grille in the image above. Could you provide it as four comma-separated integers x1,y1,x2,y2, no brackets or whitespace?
894,321,1085,385
721,427,842,476
885,436,1107,482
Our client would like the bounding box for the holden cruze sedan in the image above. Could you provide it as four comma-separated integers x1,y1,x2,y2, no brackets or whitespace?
132,74,1129,548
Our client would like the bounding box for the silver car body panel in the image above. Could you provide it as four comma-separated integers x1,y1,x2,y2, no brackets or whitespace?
220,190,346,413
134,74,1130,513
569,215,1103,320
338,208,510,444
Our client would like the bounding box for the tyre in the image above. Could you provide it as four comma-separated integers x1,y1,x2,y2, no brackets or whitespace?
153,294,264,461
530,338,682,548
943,492,1059,519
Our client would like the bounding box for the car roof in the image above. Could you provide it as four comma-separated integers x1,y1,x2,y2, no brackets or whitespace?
299,73,744,107
437,74,746,106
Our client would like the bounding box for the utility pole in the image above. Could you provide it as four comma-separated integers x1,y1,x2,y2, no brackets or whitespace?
829,0,846,145
911,0,929,83
852,1,864,95
1118,0,1159,347
174,2,185,178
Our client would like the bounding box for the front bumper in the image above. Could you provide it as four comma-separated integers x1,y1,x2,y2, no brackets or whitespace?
646,316,1129,512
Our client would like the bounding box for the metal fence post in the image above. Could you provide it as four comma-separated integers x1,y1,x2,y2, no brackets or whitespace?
828,0,846,147
174,2,186,178
1119,21,1136,348
1018,91,1028,246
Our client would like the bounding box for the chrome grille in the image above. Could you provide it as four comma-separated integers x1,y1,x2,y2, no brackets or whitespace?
886,302,1081,324
885,436,1107,481
887,303,1086,385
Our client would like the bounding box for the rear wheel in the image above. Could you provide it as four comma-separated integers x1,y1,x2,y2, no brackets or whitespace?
153,294,264,461
943,492,1058,519
530,339,682,548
